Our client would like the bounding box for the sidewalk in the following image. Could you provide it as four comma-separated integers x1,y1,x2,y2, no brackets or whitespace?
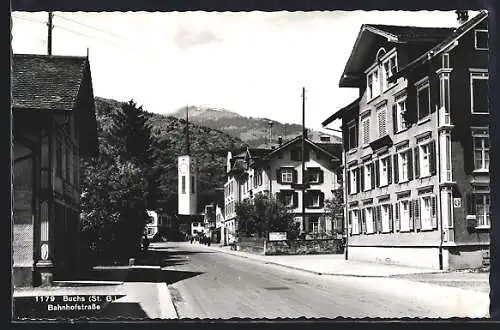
187,242,448,277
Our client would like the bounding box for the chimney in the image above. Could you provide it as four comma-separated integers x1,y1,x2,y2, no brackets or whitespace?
278,136,283,146
456,10,469,25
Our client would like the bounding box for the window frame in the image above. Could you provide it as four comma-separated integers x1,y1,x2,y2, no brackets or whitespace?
365,207,374,234
367,68,380,101
419,195,434,230
398,149,409,183
416,78,431,121
348,121,358,150
395,95,408,133
381,204,391,233
399,199,411,232
363,163,372,191
419,143,431,178
475,29,489,50
379,156,390,187
350,209,360,235
281,167,294,183
470,70,489,114
475,193,491,228
381,51,398,91
472,127,490,172
350,167,358,195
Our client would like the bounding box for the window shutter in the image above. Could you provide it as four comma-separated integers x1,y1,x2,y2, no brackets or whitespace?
348,211,352,235
466,193,476,215
431,195,437,229
377,206,383,233
356,168,361,193
409,200,414,230
395,203,400,231
318,170,324,184
276,169,282,184
414,199,421,230
358,211,362,235
392,104,398,134
393,154,399,183
319,192,325,208
387,157,393,184
375,160,380,187
414,147,420,178
360,166,365,191
370,164,375,189
293,192,299,208
361,209,366,234
292,169,298,183
407,150,414,181
347,171,352,194
430,140,437,176
389,204,394,232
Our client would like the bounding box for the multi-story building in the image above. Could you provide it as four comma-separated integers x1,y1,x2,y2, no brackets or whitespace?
322,11,489,270
222,136,342,244
12,54,98,286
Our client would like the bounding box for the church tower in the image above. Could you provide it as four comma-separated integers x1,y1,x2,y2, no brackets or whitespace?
178,107,198,215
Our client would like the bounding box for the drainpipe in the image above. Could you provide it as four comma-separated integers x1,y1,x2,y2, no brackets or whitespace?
343,141,349,260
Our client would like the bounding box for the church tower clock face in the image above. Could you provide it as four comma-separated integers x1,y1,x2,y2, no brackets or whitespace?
180,163,188,174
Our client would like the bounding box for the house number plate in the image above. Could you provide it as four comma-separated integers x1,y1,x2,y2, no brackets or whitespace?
453,198,462,208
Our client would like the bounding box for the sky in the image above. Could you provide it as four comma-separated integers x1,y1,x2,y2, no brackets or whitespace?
11,10,467,131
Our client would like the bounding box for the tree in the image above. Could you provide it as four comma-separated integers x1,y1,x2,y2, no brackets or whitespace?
109,100,158,208
324,168,344,236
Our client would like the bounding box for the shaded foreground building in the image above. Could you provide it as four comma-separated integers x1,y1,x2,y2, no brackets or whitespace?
322,11,490,270
12,54,98,286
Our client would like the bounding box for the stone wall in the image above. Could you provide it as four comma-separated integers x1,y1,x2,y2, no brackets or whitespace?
235,237,344,255
265,238,344,255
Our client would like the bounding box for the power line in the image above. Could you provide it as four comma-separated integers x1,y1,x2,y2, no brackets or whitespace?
11,14,46,24
54,13,131,42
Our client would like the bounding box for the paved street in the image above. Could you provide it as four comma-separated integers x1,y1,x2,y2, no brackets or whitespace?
156,242,489,319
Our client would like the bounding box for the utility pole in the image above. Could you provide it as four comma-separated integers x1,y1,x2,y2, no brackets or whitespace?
301,87,306,233
47,12,53,56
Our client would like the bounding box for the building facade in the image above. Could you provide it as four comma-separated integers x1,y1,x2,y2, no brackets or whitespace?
222,136,343,244
12,54,98,287
322,11,490,270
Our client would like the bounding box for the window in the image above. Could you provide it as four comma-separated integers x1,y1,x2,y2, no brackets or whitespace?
348,122,358,150
282,191,294,207
191,175,195,194
349,168,359,195
308,169,321,184
382,53,398,91
472,128,490,171
364,163,373,191
475,29,488,50
399,200,411,231
417,81,430,120
419,196,436,230
308,191,321,207
420,144,430,177
377,105,387,137
181,176,186,194
381,204,391,233
365,207,374,234
394,97,407,132
361,116,370,146
310,216,320,233
281,168,293,183
379,156,390,187
397,150,410,182
350,209,360,234
471,71,489,114
367,68,380,100
475,194,490,227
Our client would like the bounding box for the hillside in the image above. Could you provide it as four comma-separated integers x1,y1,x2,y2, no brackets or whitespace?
94,97,247,213
170,106,341,147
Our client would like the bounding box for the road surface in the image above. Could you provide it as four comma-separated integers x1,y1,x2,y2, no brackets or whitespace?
154,242,488,319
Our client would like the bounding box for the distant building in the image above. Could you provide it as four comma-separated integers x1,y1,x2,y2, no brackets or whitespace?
12,54,98,287
222,136,343,244
322,11,490,270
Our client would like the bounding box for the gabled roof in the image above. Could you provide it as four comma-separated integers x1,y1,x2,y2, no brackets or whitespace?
12,54,89,111
247,148,271,159
321,97,361,126
390,10,488,81
340,24,454,87
263,135,341,162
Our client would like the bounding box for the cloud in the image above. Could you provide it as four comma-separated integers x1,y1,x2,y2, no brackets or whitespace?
174,26,224,49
